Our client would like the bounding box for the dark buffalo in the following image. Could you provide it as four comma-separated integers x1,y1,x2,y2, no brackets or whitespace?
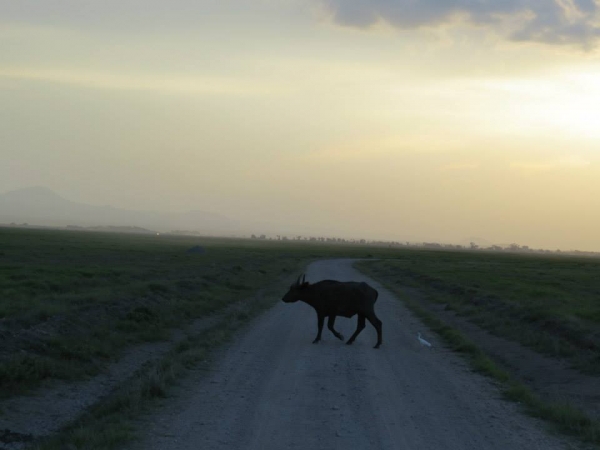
282,274,382,348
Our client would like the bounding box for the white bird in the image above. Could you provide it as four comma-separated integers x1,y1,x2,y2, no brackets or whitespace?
418,332,432,348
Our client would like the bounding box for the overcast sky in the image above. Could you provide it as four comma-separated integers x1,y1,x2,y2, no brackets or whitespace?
2,0,600,250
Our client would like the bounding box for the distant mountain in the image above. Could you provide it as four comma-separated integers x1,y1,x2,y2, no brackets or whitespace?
0,187,242,235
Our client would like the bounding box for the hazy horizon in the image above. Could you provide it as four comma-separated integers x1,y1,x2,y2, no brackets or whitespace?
2,1,600,251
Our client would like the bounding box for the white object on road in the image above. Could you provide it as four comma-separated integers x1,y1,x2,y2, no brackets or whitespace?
418,332,432,348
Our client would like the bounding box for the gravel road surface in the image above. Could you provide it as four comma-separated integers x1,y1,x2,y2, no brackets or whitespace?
130,259,580,450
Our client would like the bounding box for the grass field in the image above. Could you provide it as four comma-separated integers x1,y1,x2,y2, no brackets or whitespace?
0,227,395,397
357,251,600,374
3,228,600,447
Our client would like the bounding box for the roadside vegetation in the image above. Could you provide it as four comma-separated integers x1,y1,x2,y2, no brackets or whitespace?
357,252,600,445
0,228,297,397
357,251,600,374
34,289,278,450
0,227,398,399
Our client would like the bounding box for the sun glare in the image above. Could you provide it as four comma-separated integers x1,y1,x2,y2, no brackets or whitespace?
472,68,600,139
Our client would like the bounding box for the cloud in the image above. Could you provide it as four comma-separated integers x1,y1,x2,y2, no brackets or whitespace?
0,1,283,33
0,67,283,96
319,0,600,47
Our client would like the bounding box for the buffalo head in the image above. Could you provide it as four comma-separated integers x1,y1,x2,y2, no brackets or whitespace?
282,274,309,303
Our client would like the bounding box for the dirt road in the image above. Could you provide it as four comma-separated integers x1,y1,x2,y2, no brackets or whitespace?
130,259,579,450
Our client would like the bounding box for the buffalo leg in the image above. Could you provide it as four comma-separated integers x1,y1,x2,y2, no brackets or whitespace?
327,315,344,341
366,312,383,349
313,313,325,344
346,314,365,345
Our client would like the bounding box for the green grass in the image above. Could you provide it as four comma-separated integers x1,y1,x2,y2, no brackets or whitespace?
503,383,599,442
357,257,600,446
0,228,301,395
32,275,293,450
0,227,401,397
356,252,600,374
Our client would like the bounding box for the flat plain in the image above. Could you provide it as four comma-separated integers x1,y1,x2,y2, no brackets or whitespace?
0,228,598,449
